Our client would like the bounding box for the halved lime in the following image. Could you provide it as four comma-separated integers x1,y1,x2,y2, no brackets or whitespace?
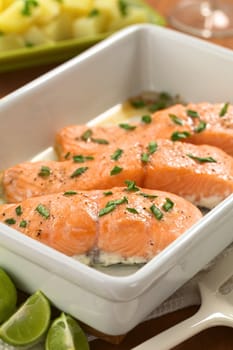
46,313,89,350
0,290,51,347
0,267,17,324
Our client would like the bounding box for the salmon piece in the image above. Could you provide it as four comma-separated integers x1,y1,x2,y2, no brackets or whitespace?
0,188,202,264
2,144,144,203
151,103,233,157
2,140,233,208
55,103,233,159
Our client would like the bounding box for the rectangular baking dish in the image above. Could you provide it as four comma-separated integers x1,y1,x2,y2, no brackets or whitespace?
0,24,233,336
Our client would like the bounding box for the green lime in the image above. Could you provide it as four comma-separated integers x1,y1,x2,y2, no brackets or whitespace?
46,313,89,350
0,267,17,324
0,290,51,347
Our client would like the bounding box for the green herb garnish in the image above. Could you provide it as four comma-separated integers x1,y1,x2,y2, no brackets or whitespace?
219,102,229,117
19,220,27,228
150,204,163,220
187,154,217,163
171,131,191,141
162,198,174,212
103,191,113,196
186,109,199,118
88,8,99,17
125,180,140,192
169,114,183,125
99,205,116,217
141,115,152,124
141,153,150,163
35,204,50,219
130,99,146,109
91,138,109,144
139,192,158,199
148,141,158,154
118,0,128,16
70,167,88,178
126,207,139,214
73,155,94,163
148,100,166,112
15,206,22,216
106,196,128,207
110,166,123,176
119,123,136,131
81,129,93,141
5,218,16,225
63,191,78,196
21,0,39,16
38,166,51,177
111,149,123,161
194,120,206,133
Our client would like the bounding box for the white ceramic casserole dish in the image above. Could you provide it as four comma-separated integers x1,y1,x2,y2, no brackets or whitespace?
0,24,233,336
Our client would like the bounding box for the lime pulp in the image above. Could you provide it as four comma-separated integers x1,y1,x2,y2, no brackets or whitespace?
0,267,17,324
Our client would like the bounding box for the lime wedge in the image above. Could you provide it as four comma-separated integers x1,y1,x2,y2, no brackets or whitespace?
0,290,51,347
46,313,89,350
0,267,17,324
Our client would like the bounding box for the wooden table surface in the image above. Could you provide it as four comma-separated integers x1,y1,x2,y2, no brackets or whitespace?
1,1,233,349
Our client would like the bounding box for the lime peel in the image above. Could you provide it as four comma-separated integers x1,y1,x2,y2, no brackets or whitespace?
46,313,89,350
0,267,17,324
0,290,51,347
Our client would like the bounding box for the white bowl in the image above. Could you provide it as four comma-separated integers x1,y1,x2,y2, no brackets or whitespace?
0,24,233,335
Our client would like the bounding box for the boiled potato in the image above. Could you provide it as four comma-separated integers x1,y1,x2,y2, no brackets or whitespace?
94,0,121,31
0,0,40,33
42,13,73,41
61,0,93,16
35,0,60,25
0,33,24,51
23,25,53,46
73,12,106,38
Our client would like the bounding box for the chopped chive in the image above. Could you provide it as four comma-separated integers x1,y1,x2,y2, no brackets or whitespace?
139,192,158,199
64,152,71,160
21,0,39,16
5,218,16,225
119,123,136,131
219,102,229,117
73,155,94,163
171,131,191,141
35,204,50,219
103,191,113,196
110,165,123,176
148,100,166,112
91,138,109,144
186,109,199,118
141,153,150,163
70,167,88,178
194,120,206,133
81,129,93,141
169,114,183,126
106,196,128,207
118,0,128,16
130,99,146,109
162,198,174,212
38,166,51,177
148,141,158,155
187,154,217,163
15,206,22,216
88,8,99,17
159,92,172,100
125,180,140,192
99,205,116,217
111,149,123,161
150,204,163,220
63,191,78,196
19,220,27,228
141,115,152,124
126,207,139,214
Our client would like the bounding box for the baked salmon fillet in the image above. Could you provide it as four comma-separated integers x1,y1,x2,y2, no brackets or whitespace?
2,140,233,208
55,102,233,159
0,188,202,265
